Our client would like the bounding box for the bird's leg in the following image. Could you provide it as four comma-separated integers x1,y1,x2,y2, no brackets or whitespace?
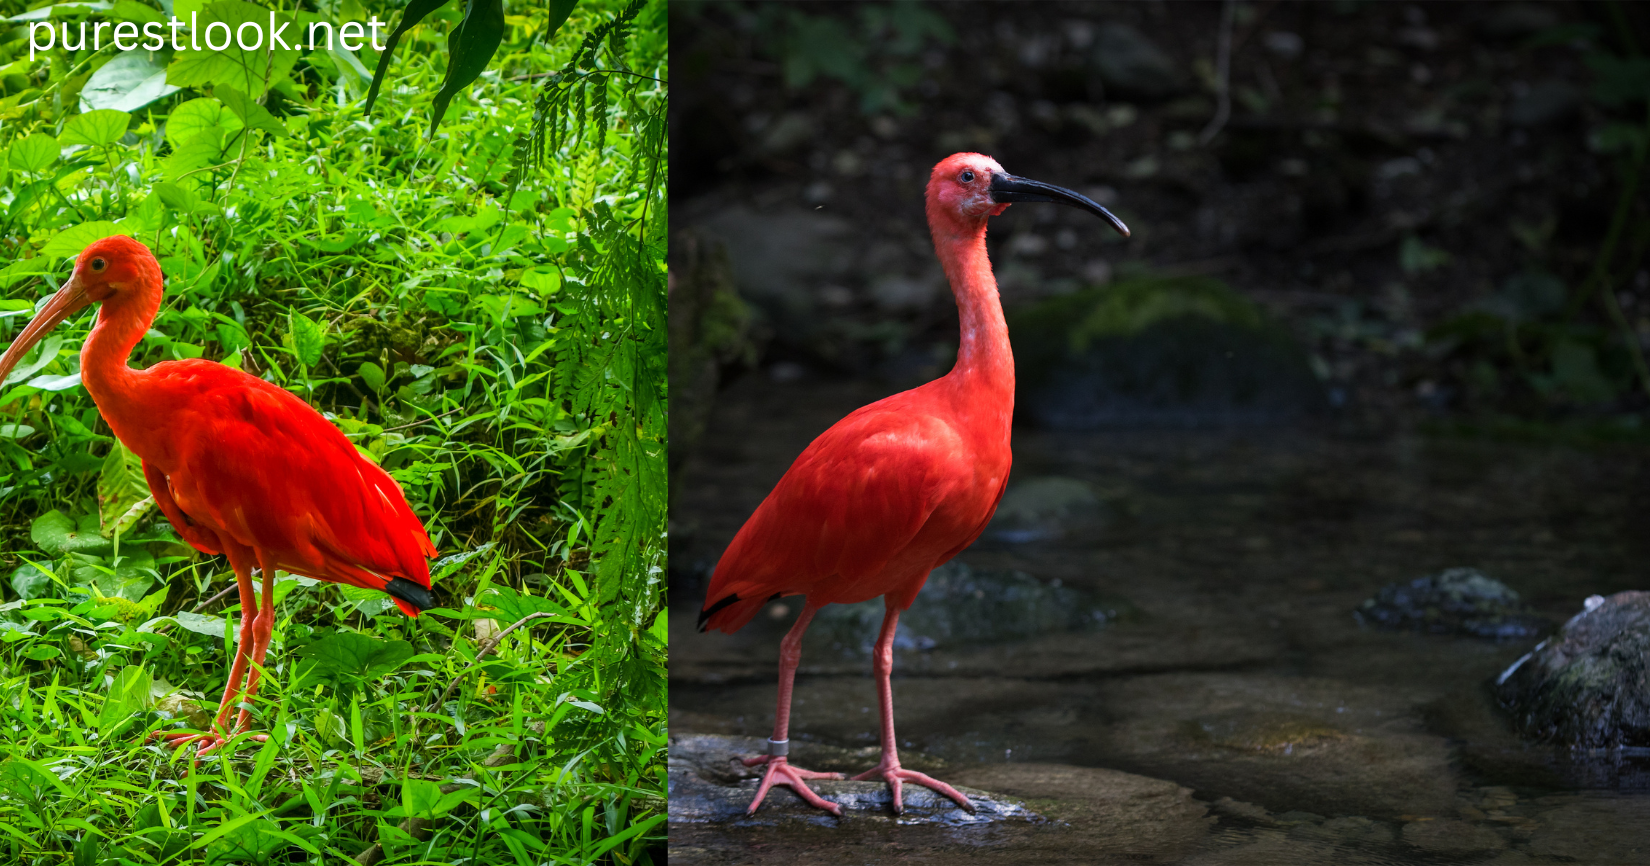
850,599,974,814
149,549,265,759
230,550,281,736
742,599,846,816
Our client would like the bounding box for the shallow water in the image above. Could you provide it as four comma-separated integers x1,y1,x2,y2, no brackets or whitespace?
670,374,1650,863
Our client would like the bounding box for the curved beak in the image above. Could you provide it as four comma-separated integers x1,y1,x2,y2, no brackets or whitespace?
0,274,90,387
991,172,1131,238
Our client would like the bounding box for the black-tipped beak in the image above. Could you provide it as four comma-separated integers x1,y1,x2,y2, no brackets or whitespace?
990,172,1130,238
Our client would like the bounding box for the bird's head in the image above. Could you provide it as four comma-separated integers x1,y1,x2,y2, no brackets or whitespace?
926,151,1130,239
0,235,162,385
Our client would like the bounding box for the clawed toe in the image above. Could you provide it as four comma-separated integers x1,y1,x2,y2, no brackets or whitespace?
743,756,846,816
853,764,975,814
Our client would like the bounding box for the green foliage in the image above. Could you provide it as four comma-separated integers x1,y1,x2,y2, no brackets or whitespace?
0,0,666,863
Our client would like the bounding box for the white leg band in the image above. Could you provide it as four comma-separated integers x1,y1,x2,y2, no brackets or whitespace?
767,737,789,757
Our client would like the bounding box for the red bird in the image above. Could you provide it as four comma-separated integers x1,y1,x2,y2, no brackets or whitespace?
0,236,436,759
699,153,1129,815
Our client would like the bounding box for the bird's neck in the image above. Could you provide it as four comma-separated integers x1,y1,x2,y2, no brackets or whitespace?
935,219,1014,405
80,293,158,433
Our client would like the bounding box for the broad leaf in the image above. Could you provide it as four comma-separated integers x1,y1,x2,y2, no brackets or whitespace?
165,0,299,98
165,97,243,148
41,222,129,259
80,52,179,113
427,0,505,138
6,2,110,21
214,85,287,137
357,361,386,393
31,510,114,556
98,441,152,538
287,310,325,366
10,564,52,600
2,336,63,386
97,664,152,737
292,632,414,685
8,133,57,172
59,109,132,148
173,611,232,639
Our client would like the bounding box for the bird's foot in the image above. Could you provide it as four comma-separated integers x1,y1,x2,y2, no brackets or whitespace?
147,728,268,761
852,760,975,814
740,755,846,816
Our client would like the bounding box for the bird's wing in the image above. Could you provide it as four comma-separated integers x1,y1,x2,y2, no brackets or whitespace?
148,362,435,606
700,403,971,633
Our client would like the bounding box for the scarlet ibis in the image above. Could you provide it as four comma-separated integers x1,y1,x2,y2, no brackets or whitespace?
0,236,436,759
698,153,1129,816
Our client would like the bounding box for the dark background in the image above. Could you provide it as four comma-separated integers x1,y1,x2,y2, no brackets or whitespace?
672,0,1650,445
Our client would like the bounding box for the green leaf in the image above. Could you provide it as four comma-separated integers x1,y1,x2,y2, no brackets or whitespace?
358,361,386,393
364,0,453,115
213,84,288,137
0,424,33,438
60,109,132,148
402,777,441,817
165,0,299,98
41,222,130,259
10,564,53,600
98,441,152,538
428,0,505,138
97,664,152,737
287,310,325,367
6,2,110,21
8,133,58,172
110,0,162,23
292,632,414,685
475,585,586,627
173,611,232,639
165,97,243,148
2,336,63,386
22,644,59,661
80,52,179,113
31,510,114,556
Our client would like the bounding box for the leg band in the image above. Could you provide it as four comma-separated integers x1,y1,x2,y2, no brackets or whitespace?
767,737,790,757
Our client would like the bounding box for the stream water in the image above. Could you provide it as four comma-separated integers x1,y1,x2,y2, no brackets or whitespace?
670,374,1650,864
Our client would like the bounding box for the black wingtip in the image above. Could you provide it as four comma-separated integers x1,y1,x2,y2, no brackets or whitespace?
384,577,434,612
698,593,741,632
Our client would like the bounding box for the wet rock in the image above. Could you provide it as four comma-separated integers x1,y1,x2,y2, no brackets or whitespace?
984,475,1106,543
1186,711,1347,755
668,733,1034,826
1355,567,1549,640
1401,818,1508,855
1523,797,1650,861
1506,79,1580,127
949,762,1214,852
810,561,1130,657
1088,22,1183,100
1011,276,1322,429
1497,591,1650,747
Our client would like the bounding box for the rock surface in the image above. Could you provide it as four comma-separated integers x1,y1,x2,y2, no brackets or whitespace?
1497,591,1650,747
669,733,1034,827
1355,567,1548,640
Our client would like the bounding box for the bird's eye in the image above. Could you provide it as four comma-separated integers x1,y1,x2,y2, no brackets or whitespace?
960,170,975,183
90,258,106,272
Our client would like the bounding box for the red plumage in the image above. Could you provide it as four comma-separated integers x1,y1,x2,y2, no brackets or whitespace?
0,235,437,759
697,154,1129,817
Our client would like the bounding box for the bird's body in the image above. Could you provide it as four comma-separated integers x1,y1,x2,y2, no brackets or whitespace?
700,360,1012,631
699,153,1129,816
0,235,435,759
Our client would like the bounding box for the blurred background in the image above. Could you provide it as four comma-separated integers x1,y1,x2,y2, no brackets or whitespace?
670,3,1650,862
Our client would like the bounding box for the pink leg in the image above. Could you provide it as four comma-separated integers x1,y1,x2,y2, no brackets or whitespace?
742,599,846,816
850,599,974,814
149,545,266,761
231,549,280,735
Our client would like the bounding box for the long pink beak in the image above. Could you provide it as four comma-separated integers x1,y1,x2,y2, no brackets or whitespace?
0,274,91,387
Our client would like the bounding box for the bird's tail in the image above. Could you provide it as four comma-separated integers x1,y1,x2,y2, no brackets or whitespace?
697,590,778,633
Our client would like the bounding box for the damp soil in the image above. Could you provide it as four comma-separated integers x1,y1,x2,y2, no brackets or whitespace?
669,373,1650,864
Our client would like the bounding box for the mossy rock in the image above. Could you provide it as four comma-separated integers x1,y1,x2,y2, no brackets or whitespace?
1009,275,1323,429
